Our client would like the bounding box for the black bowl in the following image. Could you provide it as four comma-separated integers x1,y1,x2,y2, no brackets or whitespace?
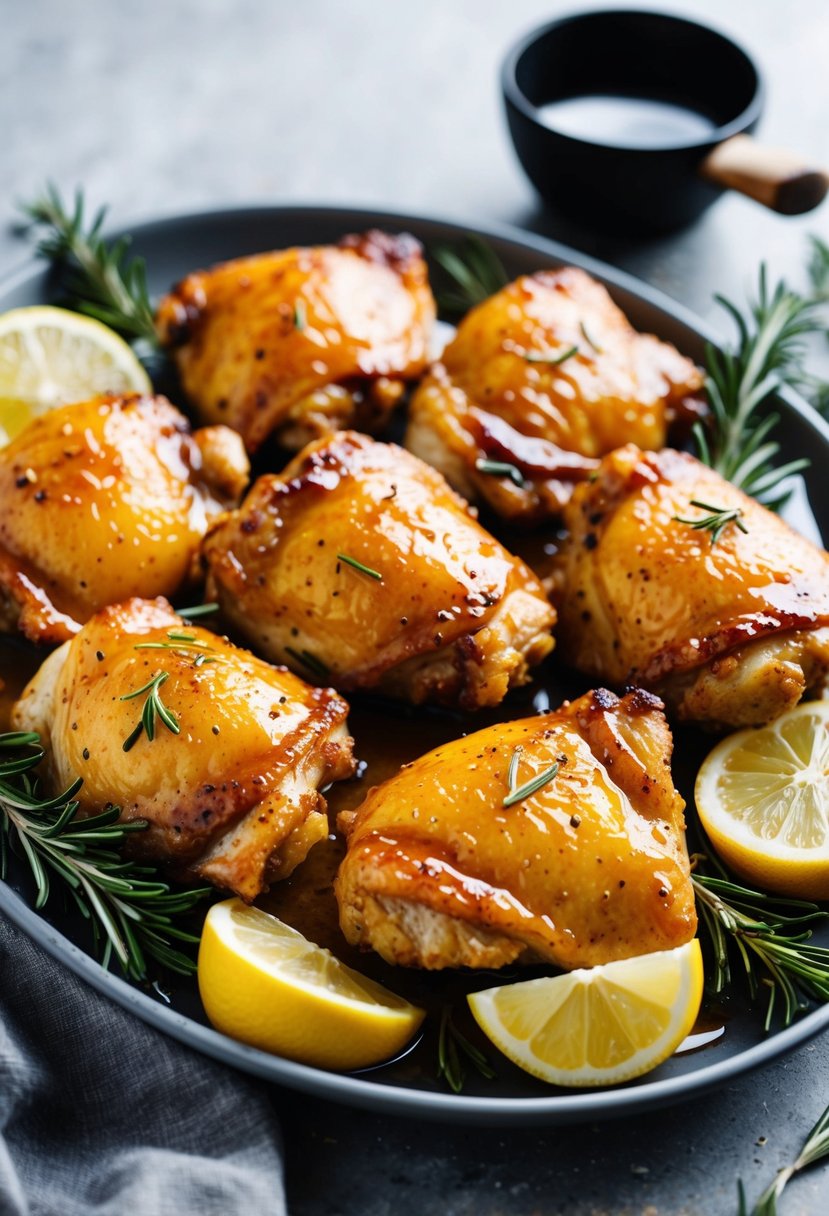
501,9,763,235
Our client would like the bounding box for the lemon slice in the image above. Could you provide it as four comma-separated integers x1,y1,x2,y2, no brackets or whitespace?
695,701,829,900
198,899,425,1070
0,305,151,444
467,940,703,1088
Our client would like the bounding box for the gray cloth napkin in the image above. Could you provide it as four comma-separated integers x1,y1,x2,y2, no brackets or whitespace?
0,916,286,1216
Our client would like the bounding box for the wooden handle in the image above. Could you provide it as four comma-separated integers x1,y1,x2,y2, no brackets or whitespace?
700,134,829,215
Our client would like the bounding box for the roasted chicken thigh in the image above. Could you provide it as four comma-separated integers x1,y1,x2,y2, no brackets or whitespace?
156,231,436,452
12,598,354,899
202,431,555,709
553,445,829,727
336,688,696,971
0,394,248,644
406,267,704,522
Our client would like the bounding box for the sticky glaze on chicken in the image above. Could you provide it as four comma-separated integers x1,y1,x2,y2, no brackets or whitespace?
336,688,695,971
0,394,249,644
553,445,829,727
201,431,555,710
406,267,704,522
12,598,354,899
155,231,436,452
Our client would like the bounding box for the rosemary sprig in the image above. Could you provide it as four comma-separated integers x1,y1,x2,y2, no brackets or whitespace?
694,266,822,508
436,1005,496,1093
474,457,526,488
672,500,749,546
18,184,159,349
336,553,383,581
0,732,207,980
525,343,579,366
120,671,180,752
431,235,509,315
738,1100,829,1215
503,747,559,808
692,855,829,1029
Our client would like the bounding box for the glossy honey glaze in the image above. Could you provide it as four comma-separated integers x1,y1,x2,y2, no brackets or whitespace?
0,636,727,1088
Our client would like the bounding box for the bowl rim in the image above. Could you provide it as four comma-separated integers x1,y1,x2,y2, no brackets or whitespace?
500,7,765,155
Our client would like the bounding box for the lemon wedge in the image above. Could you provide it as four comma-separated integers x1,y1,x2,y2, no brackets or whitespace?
695,701,829,900
198,899,425,1070
0,305,151,444
467,940,703,1088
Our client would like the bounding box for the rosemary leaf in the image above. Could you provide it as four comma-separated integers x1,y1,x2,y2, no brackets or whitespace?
525,343,578,365
336,553,383,581
177,603,220,619
284,646,330,680
474,457,526,489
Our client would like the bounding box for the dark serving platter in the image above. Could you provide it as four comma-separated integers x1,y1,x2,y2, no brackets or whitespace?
1,205,828,1125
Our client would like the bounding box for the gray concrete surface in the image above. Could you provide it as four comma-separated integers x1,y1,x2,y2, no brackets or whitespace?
2,1,829,1212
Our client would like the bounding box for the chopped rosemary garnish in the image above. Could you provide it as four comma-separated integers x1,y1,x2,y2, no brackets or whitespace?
694,266,821,508
0,732,207,980
474,457,526,489
336,553,383,581
120,672,180,752
579,321,603,352
672,500,748,546
436,1005,496,1093
293,298,307,331
431,235,509,315
18,184,159,349
177,603,219,619
739,1099,829,1215
525,343,578,365
503,750,559,808
692,855,829,1029
284,646,330,679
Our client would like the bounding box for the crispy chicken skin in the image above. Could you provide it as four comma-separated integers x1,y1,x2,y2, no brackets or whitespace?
202,431,555,710
336,688,695,970
406,267,704,522
553,445,829,727
12,598,354,899
0,394,249,644
156,231,436,452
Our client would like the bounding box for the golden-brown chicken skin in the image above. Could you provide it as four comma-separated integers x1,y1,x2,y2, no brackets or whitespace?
156,231,436,452
554,445,829,727
406,267,704,522
336,687,696,971
0,394,249,644
202,431,555,710
12,598,354,899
